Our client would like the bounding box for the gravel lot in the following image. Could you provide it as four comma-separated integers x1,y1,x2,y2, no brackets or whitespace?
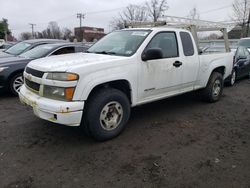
0,79,250,188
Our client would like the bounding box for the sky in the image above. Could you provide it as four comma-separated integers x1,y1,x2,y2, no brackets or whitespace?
0,0,234,38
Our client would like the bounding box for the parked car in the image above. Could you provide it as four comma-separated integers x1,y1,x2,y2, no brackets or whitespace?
202,45,237,54
0,39,65,58
0,39,4,46
225,46,250,86
19,28,233,141
0,42,16,52
0,43,89,95
238,37,250,49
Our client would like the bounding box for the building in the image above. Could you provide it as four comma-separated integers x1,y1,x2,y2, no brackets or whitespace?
74,26,105,42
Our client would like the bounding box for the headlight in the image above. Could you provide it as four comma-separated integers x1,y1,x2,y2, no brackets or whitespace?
0,67,8,72
46,72,79,81
43,86,75,101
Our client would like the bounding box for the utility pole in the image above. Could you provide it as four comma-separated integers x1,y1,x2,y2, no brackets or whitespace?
76,13,85,41
29,23,36,39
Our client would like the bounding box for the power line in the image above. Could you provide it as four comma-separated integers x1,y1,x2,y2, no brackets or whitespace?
200,0,250,15
200,5,232,15
86,7,125,15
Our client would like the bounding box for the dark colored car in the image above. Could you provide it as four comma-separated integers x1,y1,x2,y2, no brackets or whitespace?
0,43,89,95
226,46,250,86
0,39,65,58
238,37,250,49
0,42,17,51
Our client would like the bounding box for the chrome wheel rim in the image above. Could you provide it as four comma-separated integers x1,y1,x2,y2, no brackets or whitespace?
231,71,236,85
213,80,221,97
100,101,123,131
13,76,23,93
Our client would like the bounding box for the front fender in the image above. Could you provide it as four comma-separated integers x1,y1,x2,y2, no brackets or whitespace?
73,66,137,105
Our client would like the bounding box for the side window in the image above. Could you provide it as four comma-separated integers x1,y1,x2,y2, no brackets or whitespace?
75,46,88,52
180,32,194,56
52,47,75,55
236,47,245,58
30,43,47,50
146,32,178,58
243,48,250,56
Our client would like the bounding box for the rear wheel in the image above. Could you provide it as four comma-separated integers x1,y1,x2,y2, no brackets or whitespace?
9,73,24,96
83,88,130,141
201,72,223,103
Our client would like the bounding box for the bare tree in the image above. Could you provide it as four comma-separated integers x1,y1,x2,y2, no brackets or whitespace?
62,28,72,40
47,21,62,39
38,21,62,39
121,4,148,22
232,0,250,37
110,18,126,30
146,0,168,22
110,4,149,30
19,32,32,40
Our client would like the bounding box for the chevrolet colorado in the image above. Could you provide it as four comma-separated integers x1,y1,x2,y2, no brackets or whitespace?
19,28,233,141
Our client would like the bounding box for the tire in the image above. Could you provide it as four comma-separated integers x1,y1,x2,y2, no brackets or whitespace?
201,72,224,103
83,88,131,141
9,73,24,96
228,69,236,86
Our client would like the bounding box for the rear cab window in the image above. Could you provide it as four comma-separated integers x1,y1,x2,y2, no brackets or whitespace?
180,32,194,56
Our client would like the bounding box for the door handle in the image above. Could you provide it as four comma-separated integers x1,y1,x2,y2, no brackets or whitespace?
173,61,183,67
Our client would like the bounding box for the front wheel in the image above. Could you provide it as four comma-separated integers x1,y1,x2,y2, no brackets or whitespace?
9,73,24,96
228,69,236,86
201,72,224,103
83,88,131,141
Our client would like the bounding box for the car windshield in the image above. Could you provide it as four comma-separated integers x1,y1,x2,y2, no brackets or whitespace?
87,30,151,56
5,41,32,55
239,39,250,47
19,45,54,59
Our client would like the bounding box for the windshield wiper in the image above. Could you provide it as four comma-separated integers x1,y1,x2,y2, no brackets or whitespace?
93,51,117,55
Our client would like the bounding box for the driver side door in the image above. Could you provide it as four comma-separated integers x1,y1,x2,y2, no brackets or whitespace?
138,31,183,102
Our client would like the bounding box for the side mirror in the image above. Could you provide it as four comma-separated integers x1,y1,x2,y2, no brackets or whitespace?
238,55,247,60
142,48,163,61
198,48,203,55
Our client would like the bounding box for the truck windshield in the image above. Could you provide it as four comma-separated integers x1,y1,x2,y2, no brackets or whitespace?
87,30,151,56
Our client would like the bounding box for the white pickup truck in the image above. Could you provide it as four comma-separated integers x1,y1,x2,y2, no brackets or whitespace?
19,28,233,141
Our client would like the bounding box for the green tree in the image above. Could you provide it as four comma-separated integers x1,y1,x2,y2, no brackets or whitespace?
0,18,10,39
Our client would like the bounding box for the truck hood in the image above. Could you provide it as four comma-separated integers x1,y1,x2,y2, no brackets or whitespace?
27,53,129,72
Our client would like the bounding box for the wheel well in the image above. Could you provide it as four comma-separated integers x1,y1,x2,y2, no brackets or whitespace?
7,70,24,84
87,80,132,104
212,66,225,76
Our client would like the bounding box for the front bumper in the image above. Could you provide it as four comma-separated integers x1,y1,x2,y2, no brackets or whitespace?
19,85,84,126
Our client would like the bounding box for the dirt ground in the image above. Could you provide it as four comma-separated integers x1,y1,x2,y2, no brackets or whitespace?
0,79,250,188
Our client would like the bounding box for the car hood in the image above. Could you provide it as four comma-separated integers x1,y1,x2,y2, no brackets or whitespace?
27,53,129,72
0,51,14,58
0,56,31,67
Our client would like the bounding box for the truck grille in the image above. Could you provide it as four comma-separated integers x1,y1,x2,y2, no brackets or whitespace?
25,78,40,92
25,67,44,78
